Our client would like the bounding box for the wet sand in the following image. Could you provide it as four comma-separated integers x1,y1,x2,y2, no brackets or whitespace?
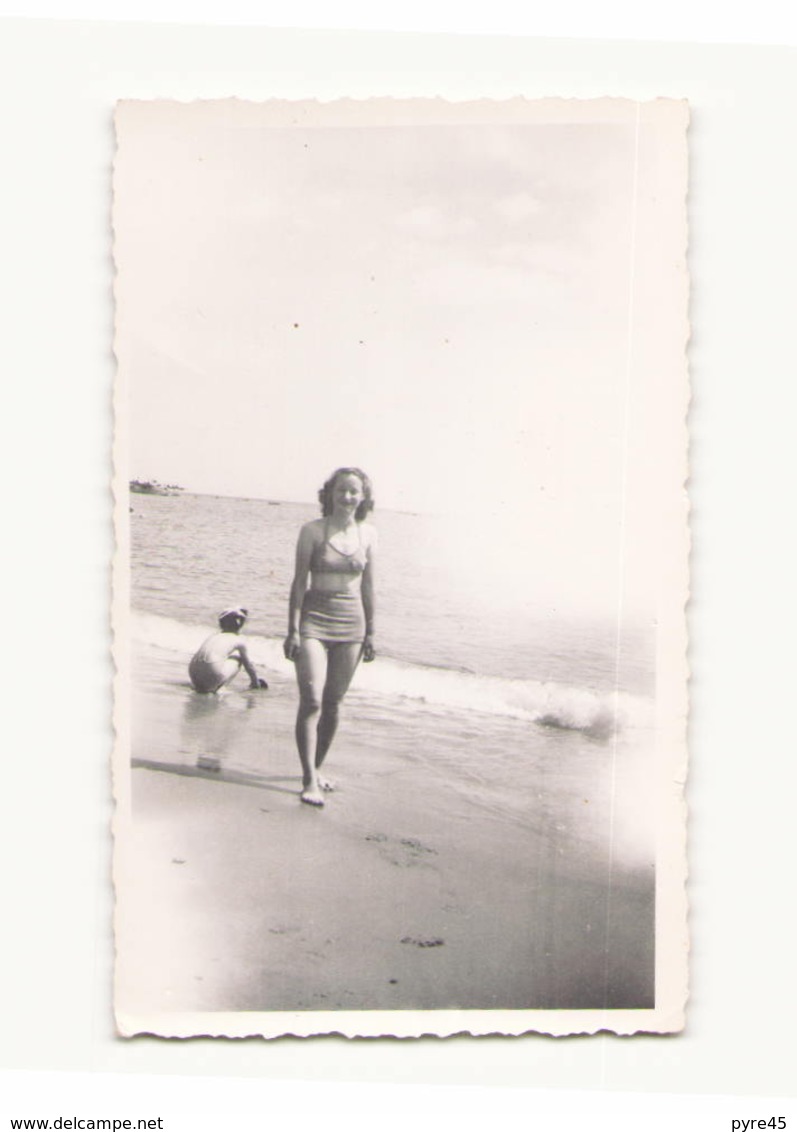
115,658,654,1021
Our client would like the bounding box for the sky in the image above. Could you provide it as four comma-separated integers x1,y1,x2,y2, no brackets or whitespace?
115,99,687,616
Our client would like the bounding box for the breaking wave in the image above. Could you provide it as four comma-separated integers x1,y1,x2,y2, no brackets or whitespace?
131,611,650,737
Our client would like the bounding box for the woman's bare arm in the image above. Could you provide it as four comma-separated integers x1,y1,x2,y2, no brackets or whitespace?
361,537,376,662
284,523,316,657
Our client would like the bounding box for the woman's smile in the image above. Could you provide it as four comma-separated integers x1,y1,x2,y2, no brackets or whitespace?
333,475,364,513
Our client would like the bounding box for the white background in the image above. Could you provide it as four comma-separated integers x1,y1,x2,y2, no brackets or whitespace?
1,3,796,1129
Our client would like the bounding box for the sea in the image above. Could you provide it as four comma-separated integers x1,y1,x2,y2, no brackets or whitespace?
128,490,656,867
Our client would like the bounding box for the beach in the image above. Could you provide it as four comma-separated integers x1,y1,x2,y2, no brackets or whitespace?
115,491,657,1026
116,640,655,1021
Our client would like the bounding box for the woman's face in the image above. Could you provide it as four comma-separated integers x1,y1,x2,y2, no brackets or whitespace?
332,473,365,516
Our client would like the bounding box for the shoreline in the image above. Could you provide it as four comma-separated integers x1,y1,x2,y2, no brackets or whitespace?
116,644,655,1018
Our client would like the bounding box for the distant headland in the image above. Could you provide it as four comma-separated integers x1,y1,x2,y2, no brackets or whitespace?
129,479,184,496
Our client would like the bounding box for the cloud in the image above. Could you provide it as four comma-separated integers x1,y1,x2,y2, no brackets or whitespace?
394,203,478,240
494,192,545,224
418,257,565,308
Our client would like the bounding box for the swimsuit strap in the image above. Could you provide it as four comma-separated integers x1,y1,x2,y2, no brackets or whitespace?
323,519,362,558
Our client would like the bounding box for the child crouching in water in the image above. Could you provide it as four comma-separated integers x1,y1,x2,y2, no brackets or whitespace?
189,607,269,694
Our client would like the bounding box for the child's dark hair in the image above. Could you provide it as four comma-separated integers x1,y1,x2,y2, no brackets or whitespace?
318,467,375,522
218,609,247,632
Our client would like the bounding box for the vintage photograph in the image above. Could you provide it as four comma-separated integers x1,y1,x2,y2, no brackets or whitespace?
112,97,689,1037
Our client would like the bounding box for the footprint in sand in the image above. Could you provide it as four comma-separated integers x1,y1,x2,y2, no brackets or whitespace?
400,936,445,948
364,833,437,868
400,837,437,857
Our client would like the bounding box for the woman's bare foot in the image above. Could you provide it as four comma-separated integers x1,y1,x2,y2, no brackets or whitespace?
300,785,325,807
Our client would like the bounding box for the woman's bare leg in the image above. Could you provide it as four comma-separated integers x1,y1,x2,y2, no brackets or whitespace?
315,642,363,785
293,638,328,805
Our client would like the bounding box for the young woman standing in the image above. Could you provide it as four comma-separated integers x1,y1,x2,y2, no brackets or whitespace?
283,468,377,806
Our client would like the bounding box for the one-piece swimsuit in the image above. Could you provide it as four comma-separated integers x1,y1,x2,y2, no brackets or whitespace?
300,522,368,643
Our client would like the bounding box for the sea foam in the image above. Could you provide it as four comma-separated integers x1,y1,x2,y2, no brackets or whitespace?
132,611,650,736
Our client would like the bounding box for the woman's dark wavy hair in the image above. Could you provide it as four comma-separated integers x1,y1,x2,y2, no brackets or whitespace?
318,467,375,522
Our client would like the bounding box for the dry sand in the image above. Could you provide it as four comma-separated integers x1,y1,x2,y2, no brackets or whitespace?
115,673,654,1021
